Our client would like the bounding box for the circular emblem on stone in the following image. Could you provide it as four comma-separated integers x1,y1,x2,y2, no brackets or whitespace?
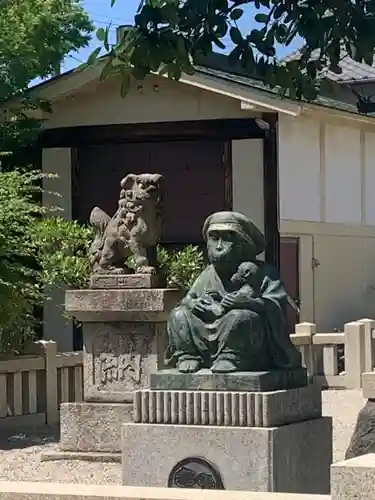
168,457,224,489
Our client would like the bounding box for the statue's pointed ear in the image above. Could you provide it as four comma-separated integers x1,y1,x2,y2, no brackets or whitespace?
121,174,137,190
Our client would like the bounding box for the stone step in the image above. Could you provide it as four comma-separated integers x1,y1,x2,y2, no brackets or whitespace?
133,383,321,428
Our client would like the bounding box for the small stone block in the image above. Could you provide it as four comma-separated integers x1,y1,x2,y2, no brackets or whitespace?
331,454,375,500
150,367,308,392
65,288,182,322
362,372,375,399
60,402,133,453
121,418,332,493
133,384,321,427
90,273,166,289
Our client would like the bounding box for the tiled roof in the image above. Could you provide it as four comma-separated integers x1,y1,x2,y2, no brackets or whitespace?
195,64,361,116
284,49,375,83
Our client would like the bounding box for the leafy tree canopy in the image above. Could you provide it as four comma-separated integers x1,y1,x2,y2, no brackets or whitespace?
0,0,93,159
91,0,375,101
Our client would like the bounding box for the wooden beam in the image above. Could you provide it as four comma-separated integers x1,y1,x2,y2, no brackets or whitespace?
39,118,267,148
262,112,280,269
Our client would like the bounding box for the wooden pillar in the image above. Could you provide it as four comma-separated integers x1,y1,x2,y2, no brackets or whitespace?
262,112,280,270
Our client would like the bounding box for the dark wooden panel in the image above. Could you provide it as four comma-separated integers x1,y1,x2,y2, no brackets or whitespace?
262,113,279,270
75,140,231,244
280,237,300,334
40,118,268,148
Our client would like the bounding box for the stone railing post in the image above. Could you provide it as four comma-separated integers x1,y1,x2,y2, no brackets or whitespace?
295,322,316,379
34,340,59,424
345,321,366,389
331,454,375,500
358,318,375,373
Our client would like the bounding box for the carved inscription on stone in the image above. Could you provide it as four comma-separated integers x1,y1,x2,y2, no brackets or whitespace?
99,353,141,385
82,321,167,402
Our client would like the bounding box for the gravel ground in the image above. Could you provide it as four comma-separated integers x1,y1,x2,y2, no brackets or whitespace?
0,389,366,484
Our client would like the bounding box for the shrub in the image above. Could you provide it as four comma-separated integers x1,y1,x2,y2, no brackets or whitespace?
0,169,92,353
127,244,205,291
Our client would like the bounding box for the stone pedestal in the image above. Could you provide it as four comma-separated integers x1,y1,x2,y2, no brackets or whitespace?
121,372,332,494
122,418,332,493
59,277,181,454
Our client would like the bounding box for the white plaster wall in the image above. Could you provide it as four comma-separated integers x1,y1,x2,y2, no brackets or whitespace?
42,148,73,352
278,114,374,226
46,75,247,129
278,115,321,222
324,124,361,224
232,139,264,233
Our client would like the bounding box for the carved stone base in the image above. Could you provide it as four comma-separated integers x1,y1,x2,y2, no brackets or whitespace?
121,418,332,493
90,273,166,289
83,321,168,403
133,383,321,427
150,368,308,392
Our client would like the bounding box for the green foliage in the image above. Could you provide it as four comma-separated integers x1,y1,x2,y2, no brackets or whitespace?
93,0,375,101
159,245,204,290
0,169,92,353
0,169,46,353
34,217,93,289
127,244,205,291
0,0,93,160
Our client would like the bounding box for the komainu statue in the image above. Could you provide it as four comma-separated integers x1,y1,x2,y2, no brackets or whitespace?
89,173,163,275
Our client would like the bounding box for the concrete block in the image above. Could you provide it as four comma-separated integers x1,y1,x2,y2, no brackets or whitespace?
122,417,332,494
60,401,132,453
133,384,321,427
331,453,375,500
151,368,308,392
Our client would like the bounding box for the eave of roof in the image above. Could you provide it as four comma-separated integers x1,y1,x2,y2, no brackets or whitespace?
28,52,375,124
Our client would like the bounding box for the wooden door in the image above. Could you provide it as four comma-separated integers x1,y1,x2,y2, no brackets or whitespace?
74,140,230,244
280,237,300,334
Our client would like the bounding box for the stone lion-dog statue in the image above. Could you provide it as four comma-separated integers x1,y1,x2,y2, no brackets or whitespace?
89,173,163,275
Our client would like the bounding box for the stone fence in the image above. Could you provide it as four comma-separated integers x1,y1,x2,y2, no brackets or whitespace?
0,453,373,500
291,319,375,389
0,318,374,428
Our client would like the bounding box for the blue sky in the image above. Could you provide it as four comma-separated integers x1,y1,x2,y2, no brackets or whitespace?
61,0,301,73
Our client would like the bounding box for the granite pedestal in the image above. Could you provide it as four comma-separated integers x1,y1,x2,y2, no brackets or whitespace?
122,418,332,493
60,277,181,454
121,371,332,494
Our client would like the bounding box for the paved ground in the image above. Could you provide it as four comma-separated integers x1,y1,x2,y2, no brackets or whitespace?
0,389,366,484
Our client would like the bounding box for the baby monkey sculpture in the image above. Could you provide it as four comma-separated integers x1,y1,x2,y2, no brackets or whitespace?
89,173,163,275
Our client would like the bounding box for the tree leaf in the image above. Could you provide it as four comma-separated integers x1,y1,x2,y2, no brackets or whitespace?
273,4,285,20
96,28,106,42
229,27,243,44
100,59,114,81
87,47,102,66
104,25,111,52
230,8,244,21
111,0,116,6
228,46,242,65
254,13,269,23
